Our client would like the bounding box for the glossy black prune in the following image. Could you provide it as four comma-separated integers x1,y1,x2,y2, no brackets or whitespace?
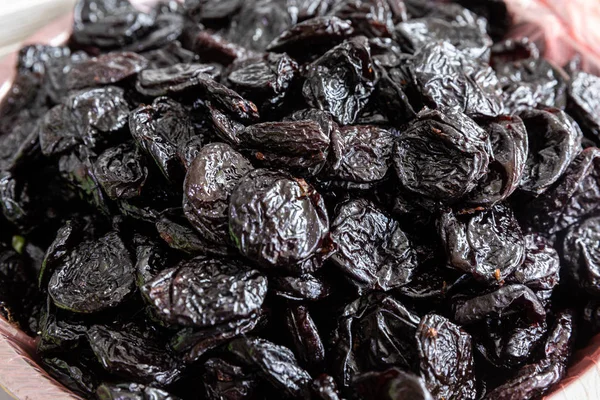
270,273,332,301
97,382,181,400
285,304,325,371
353,368,433,400
202,358,260,400
507,234,560,292
567,71,600,144
93,142,148,201
561,216,600,296
65,51,148,90
328,0,402,38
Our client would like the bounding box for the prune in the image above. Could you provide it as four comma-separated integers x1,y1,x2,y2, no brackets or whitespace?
330,293,420,387
464,115,528,207
202,358,260,400
374,67,417,126
518,107,582,196
142,256,267,328
490,38,540,66
87,324,181,385
271,273,332,301
0,243,37,327
410,41,504,118
142,41,198,69
330,199,417,292
561,216,600,296
93,142,148,201
155,209,219,255
189,31,260,66
567,71,600,144
66,52,148,90
0,120,42,173
328,0,399,38
303,36,376,125
183,143,253,250
507,234,560,292
285,304,325,371
416,314,476,399
48,231,134,313
135,63,222,97
394,108,490,202
97,383,181,400
129,97,196,182
239,121,330,175
439,204,525,283
229,169,331,274
134,238,170,289
453,284,546,325
353,368,433,400
37,297,87,353
42,356,98,396
184,0,243,23
125,11,185,53
397,265,467,303
227,337,312,399
225,53,298,113
312,374,343,400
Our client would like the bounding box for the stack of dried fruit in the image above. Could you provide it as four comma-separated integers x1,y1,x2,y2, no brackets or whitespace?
1,0,599,399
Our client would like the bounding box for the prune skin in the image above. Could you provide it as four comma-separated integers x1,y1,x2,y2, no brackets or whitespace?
330,199,417,292
48,232,134,314
227,337,312,399
454,284,546,325
202,358,259,400
97,383,181,400
303,36,376,125
239,121,330,176
507,234,560,292
490,38,540,66
38,220,83,289
270,273,332,301
42,356,98,396
330,293,420,388
525,147,600,235
87,324,181,386
65,52,148,90
328,0,401,38
416,314,476,400
142,257,267,328
183,143,253,248
325,125,394,184
394,108,490,202
561,216,600,296
439,204,525,283
312,374,342,400
134,63,221,96
567,71,600,143
189,30,260,66
518,107,583,196
410,41,504,118
285,304,325,371
155,209,223,255
228,169,330,273
464,115,528,207
93,142,148,201
353,368,433,400
124,11,185,53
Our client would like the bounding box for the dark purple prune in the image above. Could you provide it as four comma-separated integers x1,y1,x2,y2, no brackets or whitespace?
303,36,376,125
374,67,417,126
496,59,568,114
285,304,325,371
87,323,181,386
142,256,267,328
37,298,87,353
397,265,467,303
183,143,254,250
239,121,330,175
229,169,331,274
155,209,222,255
439,204,525,283
328,0,401,38
353,368,433,400
267,16,355,57
93,142,148,201
330,293,420,387
124,11,185,53
225,53,298,113
524,147,600,234
190,30,261,66
48,231,134,313
0,172,37,232
141,41,198,69
134,237,170,289
311,374,342,400
65,51,148,90
206,102,247,145
324,124,394,184
410,41,504,118
0,243,37,328
271,273,332,301
490,38,540,66
135,63,222,97
416,314,476,400
463,115,528,208
330,198,417,293
129,97,196,182
396,17,492,61
202,358,260,400
97,383,180,400
507,234,560,292
39,86,130,156
561,216,600,296
42,356,99,396
567,71,600,144
453,284,546,326
72,0,155,48
38,220,85,289
394,108,490,202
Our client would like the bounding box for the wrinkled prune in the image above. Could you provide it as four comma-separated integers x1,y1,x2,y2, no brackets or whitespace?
270,273,332,301
567,71,600,144
285,304,325,371
42,356,98,396
93,142,148,200
328,0,401,38
66,51,148,90
97,382,181,400
561,215,600,296
202,358,260,400
353,368,433,400
507,234,560,292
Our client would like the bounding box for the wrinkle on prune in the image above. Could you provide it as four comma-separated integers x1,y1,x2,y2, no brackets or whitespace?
65,52,148,90
353,368,433,400
567,71,600,144
93,142,148,201
97,383,180,400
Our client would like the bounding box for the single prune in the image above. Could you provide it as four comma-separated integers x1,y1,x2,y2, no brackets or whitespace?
97,382,181,400
0,120,42,174
507,234,560,292
48,231,134,313
93,142,148,201
330,198,417,292
353,368,433,400
303,36,376,125
142,41,197,69
518,107,582,196
42,356,99,396
561,216,600,296
37,297,87,353
416,314,476,400
135,63,222,97
285,304,325,371
203,358,260,400
189,30,260,66
394,108,490,202
134,238,170,289
142,256,267,328
567,71,600,144
229,169,331,274
374,67,417,126
66,52,148,90
125,11,185,53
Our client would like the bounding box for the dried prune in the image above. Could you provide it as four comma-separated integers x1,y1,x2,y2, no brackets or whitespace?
561,216,600,296
229,169,331,274
93,142,148,201
202,358,260,400
330,198,417,292
416,314,476,399
312,374,343,400
567,71,600,144
155,209,219,255
65,51,148,90
97,383,180,400
42,356,99,396
303,36,376,125
135,63,221,97
285,304,325,371
48,231,134,313
353,368,433,400
270,273,332,301
142,256,267,328
394,108,490,202
328,0,400,38
37,298,87,353
507,234,560,292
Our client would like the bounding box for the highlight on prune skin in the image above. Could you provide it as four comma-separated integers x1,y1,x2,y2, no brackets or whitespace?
567,71,600,144
93,141,148,200
561,215,600,296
